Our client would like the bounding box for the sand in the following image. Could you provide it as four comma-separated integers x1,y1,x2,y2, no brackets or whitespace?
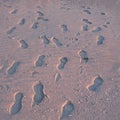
0,0,120,120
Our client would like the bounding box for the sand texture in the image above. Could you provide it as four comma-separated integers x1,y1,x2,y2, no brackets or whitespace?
0,0,120,120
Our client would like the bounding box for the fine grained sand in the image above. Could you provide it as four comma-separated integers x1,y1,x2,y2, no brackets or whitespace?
0,0,120,120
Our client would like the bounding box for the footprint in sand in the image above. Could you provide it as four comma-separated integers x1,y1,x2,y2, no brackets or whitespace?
96,35,105,45
7,61,20,75
40,35,50,45
82,18,92,24
87,75,104,92
18,18,26,25
32,81,45,107
57,57,68,70
51,37,63,47
81,24,89,31
92,27,102,33
37,11,44,16
83,9,91,14
37,17,49,21
60,24,68,32
31,22,39,29
101,12,106,15
78,50,89,63
34,55,46,67
7,26,16,34
9,92,23,115
19,40,28,49
60,100,74,120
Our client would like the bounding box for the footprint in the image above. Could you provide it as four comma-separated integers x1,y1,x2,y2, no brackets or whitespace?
10,9,18,14
81,24,89,31
31,22,39,29
40,35,50,45
18,18,26,25
97,35,104,45
35,55,46,67
58,57,68,70
87,76,104,92
92,27,102,32
60,24,68,32
7,61,20,75
37,17,49,21
7,26,16,34
55,72,61,82
82,18,92,24
19,40,28,49
83,9,91,14
60,100,74,120
101,12,106,15
78,50,89,63
37,11,44,16
51,37,63,47
9,92,23,115
32,81,45,107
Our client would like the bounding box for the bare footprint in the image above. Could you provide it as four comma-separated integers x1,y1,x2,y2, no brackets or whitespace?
32,81,45,107
78,50,89,63
18,18,26,25
19,40,28,49
96,35,105,45
60,24,68,32
7,61,20,75
9,9,18,14
34,55,46,67
87,76,104,92
9,92,23,115
40,35,50,45
7,26,16,34
57,57,68,70
60,100,74,120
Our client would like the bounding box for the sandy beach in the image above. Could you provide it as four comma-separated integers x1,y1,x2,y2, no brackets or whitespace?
0,0,120,120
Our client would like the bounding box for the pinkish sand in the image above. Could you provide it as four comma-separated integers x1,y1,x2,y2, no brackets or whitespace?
0,0,120,120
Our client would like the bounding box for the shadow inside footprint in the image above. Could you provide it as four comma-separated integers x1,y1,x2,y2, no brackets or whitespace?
9,92,23,115
35,55,46,67
97,35,104,45
60,101,74,120
51,37,63,47
40,35,50,45
79,50,89,63
88,76,104,92
32,82,45,107
7,61,20,75
58,57,68,70
20,40,28,49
